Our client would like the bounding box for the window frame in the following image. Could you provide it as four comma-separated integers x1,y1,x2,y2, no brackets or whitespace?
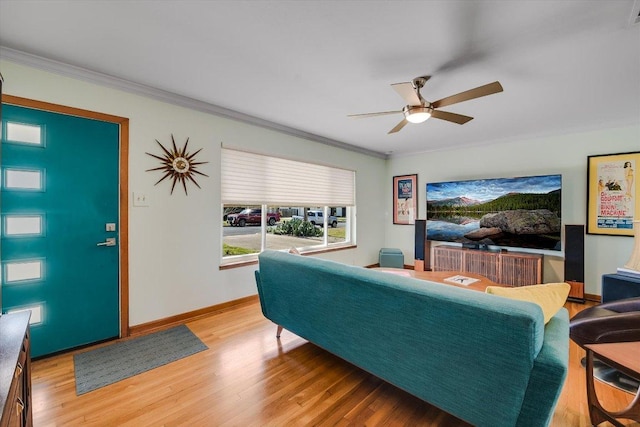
220,147,356,267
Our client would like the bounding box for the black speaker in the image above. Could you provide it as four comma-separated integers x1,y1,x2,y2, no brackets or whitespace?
414,220,431,271
565,224,585,282
415,220,426,260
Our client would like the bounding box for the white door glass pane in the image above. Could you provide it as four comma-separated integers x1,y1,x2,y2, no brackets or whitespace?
6,216,42,235
6,122,42,145
5,260,42,282
5,169,42,190
8,305,43,324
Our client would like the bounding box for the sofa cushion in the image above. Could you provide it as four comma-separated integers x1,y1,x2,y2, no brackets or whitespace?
485,282,570,324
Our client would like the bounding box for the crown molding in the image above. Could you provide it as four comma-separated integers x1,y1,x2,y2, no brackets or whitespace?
0,46,386,159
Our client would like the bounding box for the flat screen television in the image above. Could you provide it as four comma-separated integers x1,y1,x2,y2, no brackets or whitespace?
426,174,562,251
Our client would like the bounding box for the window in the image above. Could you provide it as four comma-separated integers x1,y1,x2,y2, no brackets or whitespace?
3,168,44,190
3,259,43,283
4,215,43,236
6,122,43,146
7,305,43,325
221,148,355,264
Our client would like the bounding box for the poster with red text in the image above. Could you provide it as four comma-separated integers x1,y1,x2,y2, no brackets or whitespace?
588,152,639,236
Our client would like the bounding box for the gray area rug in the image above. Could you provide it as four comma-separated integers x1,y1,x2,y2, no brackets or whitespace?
74,324,208,395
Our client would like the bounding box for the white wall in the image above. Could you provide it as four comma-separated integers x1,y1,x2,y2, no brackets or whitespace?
0,60,387,326
3,58,637,325
386,126,639,296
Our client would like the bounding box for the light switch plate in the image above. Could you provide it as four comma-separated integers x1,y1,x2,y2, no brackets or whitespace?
133,192,149,207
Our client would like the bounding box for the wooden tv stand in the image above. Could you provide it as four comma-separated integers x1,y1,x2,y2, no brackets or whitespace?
432,246,543,287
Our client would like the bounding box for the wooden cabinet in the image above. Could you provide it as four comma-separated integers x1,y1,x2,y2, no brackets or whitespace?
433,246,543,287
0,312,32,427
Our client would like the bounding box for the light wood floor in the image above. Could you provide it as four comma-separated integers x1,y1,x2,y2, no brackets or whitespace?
31,300,639,426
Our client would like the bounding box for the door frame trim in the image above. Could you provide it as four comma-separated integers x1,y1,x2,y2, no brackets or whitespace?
2,94,130,338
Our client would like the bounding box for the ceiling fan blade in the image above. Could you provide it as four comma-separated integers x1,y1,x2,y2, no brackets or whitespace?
388,118,409,134
432,81,503,109
391,82,421,106
347,110,402,119
431,110,474,125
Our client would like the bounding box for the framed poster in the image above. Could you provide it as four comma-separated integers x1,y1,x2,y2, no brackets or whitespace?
393,174,417,225
587,151,639,236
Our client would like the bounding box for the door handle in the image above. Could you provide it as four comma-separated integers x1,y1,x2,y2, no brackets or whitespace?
97,238,116,247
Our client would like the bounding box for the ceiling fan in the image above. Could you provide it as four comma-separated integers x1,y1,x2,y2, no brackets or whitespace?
348,76,503,134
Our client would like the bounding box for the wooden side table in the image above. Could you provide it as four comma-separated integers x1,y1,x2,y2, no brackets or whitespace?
585,341,640,426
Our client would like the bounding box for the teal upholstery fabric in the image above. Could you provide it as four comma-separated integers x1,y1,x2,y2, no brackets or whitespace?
379,247,404,268
515,309,569,427
255,250,569,427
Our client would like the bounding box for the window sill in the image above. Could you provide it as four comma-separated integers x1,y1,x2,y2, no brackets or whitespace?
219,244,357,270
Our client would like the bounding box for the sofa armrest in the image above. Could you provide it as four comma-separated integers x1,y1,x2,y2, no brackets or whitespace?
571,311,640,345
254,270,269,319
516,308,569,427
598,297,640,313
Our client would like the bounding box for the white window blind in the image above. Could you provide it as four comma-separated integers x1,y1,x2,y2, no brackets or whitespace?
221,148,355,206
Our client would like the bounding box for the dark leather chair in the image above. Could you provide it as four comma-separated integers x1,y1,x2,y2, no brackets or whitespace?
570,297,640,348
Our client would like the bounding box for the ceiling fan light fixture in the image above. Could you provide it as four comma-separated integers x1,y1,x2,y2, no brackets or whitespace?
404,106,433,124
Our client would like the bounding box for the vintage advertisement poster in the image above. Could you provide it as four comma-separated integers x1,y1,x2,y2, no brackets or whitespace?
588,152,639,236
393,174,417,225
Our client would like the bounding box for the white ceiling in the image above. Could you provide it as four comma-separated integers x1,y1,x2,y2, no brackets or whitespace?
1,0,639,158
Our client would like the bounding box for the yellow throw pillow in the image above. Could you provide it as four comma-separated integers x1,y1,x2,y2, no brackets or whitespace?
485,282,571,324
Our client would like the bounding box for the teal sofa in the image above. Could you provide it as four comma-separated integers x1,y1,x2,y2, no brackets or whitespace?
254,250,569,427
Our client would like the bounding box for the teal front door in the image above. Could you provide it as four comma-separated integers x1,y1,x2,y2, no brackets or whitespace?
1,103,121,357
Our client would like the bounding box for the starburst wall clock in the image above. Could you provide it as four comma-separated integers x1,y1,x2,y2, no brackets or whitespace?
146,134,209,195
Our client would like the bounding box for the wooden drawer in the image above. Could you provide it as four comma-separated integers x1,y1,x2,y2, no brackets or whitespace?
1,313,32,427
